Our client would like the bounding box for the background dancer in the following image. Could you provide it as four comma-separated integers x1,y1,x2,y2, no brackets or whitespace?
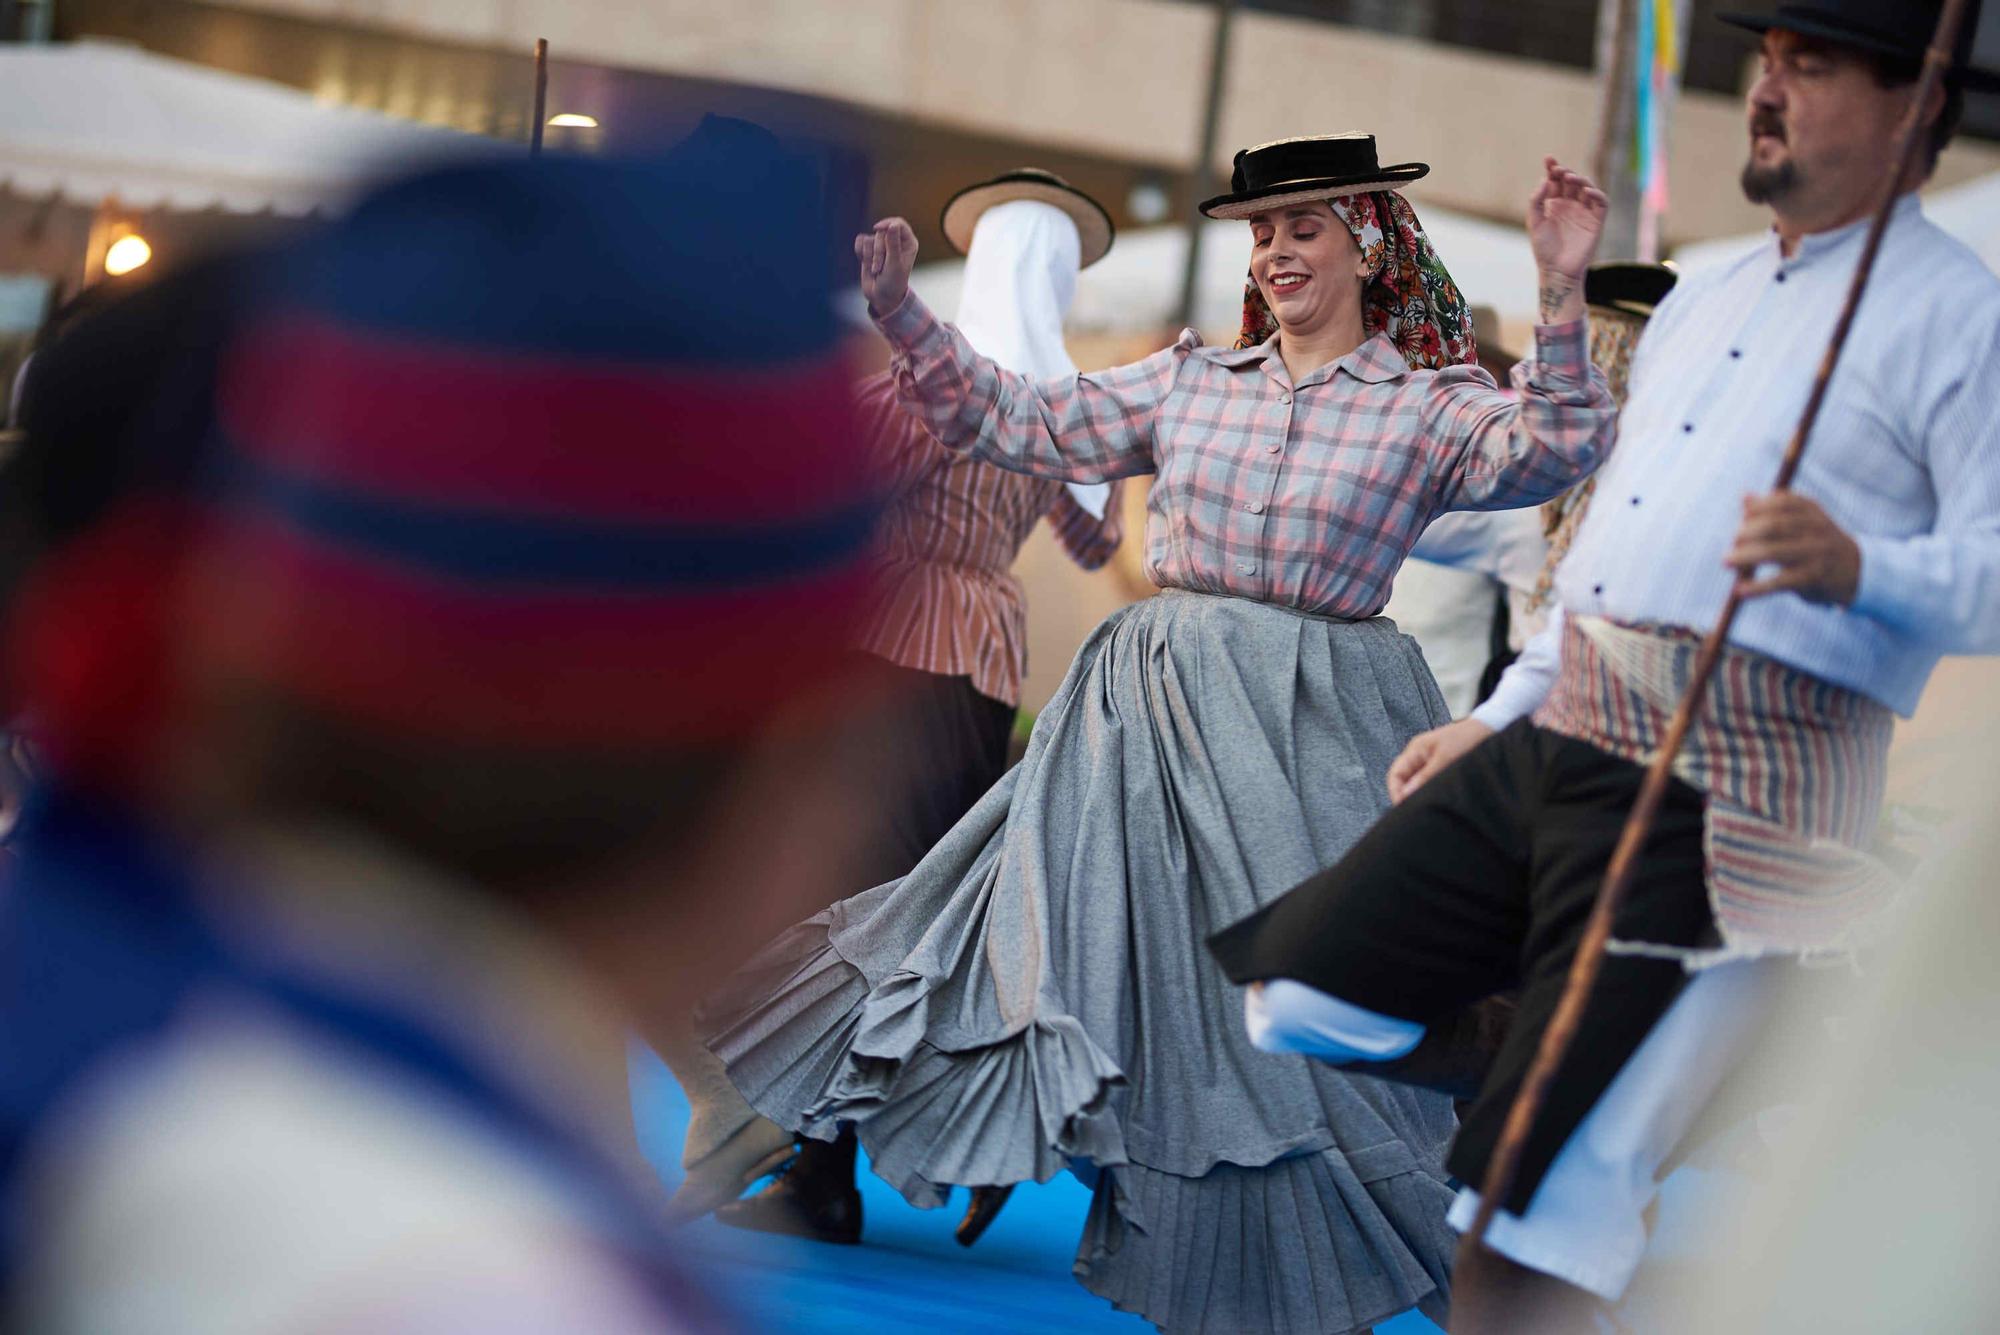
702,133,1614,1333
672,167,1126,1246
1212,5,2000,1329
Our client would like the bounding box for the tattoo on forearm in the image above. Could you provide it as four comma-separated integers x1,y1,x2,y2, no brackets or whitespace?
1539,275,1578,323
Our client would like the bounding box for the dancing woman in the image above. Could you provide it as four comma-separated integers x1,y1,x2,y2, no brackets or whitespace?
667,168,1124,1240
703,135,1612,1332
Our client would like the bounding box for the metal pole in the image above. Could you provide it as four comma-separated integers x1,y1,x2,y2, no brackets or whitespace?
1592,0,1642,261
1464,0,1976,1255
530,38,548,157
1175,0,1237,330
1640,0,1688,263
8,0,57,44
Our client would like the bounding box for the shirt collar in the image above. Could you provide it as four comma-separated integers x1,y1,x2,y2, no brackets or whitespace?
1202,337,1275,369
1333,332,1414,385
1768,191,1925,265
1200,330,1409,385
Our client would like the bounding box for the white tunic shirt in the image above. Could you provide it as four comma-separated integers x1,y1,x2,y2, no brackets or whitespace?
1479,192,2000,728
1394,509,1549,716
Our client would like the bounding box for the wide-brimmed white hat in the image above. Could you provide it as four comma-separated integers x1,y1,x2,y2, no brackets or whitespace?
940,168,1114,268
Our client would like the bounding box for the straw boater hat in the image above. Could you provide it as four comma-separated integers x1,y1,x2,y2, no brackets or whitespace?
1199,133,1428,219
940,169,1115,268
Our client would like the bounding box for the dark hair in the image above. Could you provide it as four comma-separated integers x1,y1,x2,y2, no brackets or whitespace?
1864,54,1965,173
0,251,263,711
7,252,253,566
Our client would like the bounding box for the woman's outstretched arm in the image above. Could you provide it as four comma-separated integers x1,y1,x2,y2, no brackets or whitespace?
858,217,1180,484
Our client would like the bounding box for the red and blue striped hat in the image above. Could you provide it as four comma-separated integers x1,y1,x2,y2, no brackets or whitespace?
171,146,884,746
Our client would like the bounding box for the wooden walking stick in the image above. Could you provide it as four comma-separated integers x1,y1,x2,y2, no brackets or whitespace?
530,38,549,158
1465,0,1977,1253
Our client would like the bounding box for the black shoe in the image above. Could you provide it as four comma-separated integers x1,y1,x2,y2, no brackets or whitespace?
954,1184,1014,1247
714,1128,862,1245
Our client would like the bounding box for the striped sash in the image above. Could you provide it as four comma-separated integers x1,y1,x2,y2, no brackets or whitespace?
1535,616,1898,966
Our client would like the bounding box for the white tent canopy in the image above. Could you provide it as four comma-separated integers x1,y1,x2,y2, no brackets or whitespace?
1670,171,2000,276
0,40,488,217
872,200,1544,346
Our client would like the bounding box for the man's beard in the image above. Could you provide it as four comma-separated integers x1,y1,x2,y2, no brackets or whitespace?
1741,157,1799,204
1741,110,1795,204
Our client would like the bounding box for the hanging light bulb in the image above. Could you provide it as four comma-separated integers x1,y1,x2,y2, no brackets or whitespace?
547,112,599,128
104,234,153,277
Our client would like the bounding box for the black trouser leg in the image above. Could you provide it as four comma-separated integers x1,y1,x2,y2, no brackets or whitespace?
1210,720,1718,1217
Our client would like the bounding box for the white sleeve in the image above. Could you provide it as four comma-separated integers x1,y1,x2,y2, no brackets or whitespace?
1846,310,2000,655
1471,605,1564,731
1408,510,1503,574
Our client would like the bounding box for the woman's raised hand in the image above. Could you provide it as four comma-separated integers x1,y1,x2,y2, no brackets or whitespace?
1525,157,1608,323
856,217,919,316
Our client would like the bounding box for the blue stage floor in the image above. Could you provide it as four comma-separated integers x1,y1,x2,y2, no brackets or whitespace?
632,1048,1443,1334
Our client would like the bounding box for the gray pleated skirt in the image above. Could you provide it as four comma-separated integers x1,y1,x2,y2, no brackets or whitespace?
700,589,1462,1333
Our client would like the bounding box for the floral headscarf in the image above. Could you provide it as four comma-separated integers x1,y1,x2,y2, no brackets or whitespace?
1234,190,1476,371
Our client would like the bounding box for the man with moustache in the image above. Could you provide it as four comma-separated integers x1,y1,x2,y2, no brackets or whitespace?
1208,2,2000,1330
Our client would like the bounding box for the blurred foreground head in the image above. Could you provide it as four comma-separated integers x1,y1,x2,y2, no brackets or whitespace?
18,145,888,1004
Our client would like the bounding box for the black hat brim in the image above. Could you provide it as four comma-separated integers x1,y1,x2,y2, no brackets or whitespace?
1586,261,1680,316
1199,163,1429,219
1718,10,2000,93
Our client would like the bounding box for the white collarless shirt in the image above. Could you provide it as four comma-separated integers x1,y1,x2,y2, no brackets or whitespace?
1480,192,2000,728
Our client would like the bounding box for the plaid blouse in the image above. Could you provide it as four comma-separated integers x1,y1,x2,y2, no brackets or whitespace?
855,372,1122,707
879,293,1613,619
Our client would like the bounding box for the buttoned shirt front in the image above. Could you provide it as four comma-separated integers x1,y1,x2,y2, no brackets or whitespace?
877,292,1613,620
1478,194,2000,726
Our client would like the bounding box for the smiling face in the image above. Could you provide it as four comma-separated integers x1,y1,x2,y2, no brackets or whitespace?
1742,29,1917,219
1247,202,1369,340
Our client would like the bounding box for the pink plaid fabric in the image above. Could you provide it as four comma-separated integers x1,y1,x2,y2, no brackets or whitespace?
879,292,1612,617
854,372,1123,707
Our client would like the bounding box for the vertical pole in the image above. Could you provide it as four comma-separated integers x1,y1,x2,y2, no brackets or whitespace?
18,0,56,44
530,38,549,158
1591,0,1641,261
1175,0,1237,330
1636,0,1694,261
